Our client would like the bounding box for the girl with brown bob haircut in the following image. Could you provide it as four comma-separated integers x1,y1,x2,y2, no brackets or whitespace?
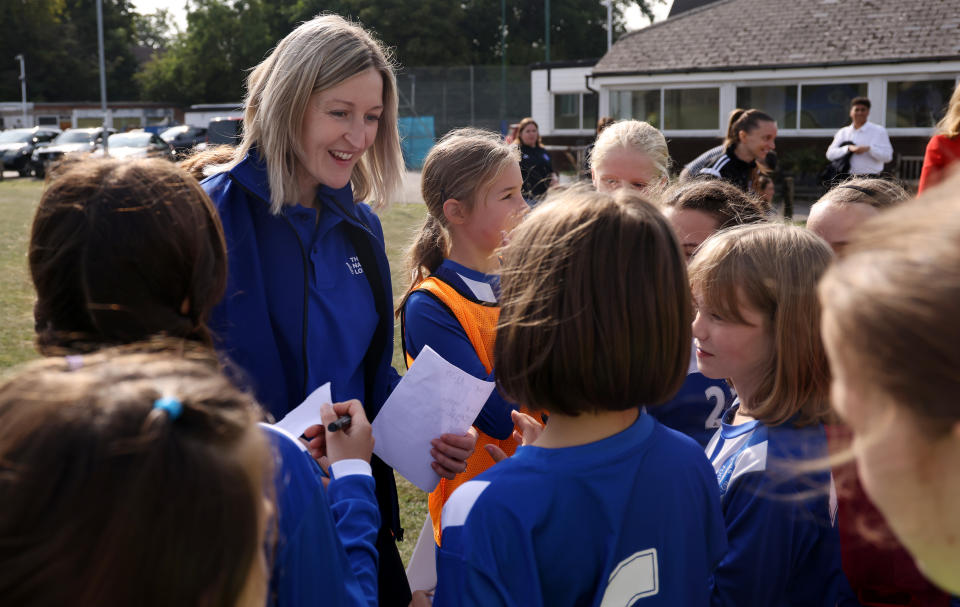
429,185,727,606
30,157,227,354
818,172,960,595
0,349,270,607
690,223,845,604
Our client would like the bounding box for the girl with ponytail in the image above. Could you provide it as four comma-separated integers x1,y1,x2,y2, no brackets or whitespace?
399,128,535,550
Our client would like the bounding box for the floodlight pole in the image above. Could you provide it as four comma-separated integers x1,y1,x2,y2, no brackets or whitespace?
545,0,550,62
97,0,109,154
14,54,27,126
603,0,612,50
500,0,506,123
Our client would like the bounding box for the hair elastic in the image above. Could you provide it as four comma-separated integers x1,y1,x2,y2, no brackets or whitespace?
65,355,84,371
153,396,183,420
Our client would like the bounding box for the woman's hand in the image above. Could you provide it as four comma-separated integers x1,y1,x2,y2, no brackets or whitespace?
431,427,478,479
485,410,545,463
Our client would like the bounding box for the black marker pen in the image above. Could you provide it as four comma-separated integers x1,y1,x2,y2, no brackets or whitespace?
327,414,353,432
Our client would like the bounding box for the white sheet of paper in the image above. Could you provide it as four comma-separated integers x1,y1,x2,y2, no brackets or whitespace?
273,382,332,437
373,345,495,492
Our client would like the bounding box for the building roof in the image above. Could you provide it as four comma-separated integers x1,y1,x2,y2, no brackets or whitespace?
668,0,719,18
596,0,960,75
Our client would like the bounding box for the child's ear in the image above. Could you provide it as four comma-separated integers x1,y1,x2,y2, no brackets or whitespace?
443,198,468,225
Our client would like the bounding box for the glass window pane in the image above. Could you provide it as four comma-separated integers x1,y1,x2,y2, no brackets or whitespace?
799,83,867,129
610,90,660,126
736,85,798,128
583,93,598,130
554,94,580,129
886,80,956,128
664,88,719,130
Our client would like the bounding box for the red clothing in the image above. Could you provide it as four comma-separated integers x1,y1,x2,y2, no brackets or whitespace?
826,426,950,606
918,134,960,193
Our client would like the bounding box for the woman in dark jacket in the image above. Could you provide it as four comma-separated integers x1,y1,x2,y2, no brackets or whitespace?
516,117,557,203
684,109,777,193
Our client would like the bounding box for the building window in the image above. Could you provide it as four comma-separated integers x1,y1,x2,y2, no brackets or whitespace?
664,88,719,130
554,94,580,129
799,83,867,129
736,86,798,129
886,80,956,128
583,93,598,130
610,90,660,126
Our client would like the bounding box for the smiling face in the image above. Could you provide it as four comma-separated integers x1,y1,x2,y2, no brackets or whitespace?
737,120,777,163
806,199,879,254
663,207,721,262
692,290,773,404
297,68,383,201
592,147,660,193
520,123,539,147
464,161,527,256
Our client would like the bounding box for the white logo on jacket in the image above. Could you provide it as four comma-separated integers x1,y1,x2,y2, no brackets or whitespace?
346,256,364,276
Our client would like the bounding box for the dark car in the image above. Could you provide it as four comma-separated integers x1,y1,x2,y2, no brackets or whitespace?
32,127,115,178
0,127,61,177
160,125,208,156
206,117,243,146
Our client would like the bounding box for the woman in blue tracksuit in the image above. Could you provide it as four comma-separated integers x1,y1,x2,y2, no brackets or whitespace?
201,15,475,606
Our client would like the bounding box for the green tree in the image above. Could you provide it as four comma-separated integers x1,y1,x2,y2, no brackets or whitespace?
0,0,140,101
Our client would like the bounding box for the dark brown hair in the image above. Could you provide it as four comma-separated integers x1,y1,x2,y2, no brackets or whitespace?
820,172,960,435
723,108,776,149
661,179,769,229
0,349,268,607
850,96,871,109
29,158,228,354
689,224,833,427
495,185,691,415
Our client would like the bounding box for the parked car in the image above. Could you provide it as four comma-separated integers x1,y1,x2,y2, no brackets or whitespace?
0,126,61,177
160,125,208,156
94,131,176,161
31,127,115,178
206,117,243,145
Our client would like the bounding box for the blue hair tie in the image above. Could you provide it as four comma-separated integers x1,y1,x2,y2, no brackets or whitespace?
153,396,183,420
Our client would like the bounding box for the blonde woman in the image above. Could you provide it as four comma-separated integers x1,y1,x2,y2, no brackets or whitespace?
918,81,960,193
201,15,474,604
590,119,670,193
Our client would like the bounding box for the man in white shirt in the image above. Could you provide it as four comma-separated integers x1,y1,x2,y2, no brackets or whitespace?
826,97,894,177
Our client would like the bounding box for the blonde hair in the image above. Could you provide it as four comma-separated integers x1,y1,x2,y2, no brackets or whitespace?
495,185,691,415
591,120,671,183
231,14,403,213
689,223,833,427
935,81,960,138
816,177,909,210
396,128,519,314
820,172,960,435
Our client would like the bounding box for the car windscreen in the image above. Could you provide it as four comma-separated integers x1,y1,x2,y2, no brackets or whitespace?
108,133,151,147
207,120,241,144
55,131,96,144
0,130,35,143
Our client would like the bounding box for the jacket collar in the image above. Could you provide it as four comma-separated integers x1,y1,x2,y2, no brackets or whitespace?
230,149,361,224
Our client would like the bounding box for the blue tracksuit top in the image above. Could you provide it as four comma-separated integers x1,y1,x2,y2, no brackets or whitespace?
202,152,399,421
202,151,403,539
264,425,379,607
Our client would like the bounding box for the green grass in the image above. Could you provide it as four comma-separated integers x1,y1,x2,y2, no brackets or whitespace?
0,178,43,368
0,177,430,565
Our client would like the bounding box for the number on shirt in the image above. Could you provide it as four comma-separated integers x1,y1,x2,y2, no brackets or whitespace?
704,386,726,430
600,548,659,605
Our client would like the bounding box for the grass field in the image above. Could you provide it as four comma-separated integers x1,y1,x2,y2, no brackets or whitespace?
0,176,431,565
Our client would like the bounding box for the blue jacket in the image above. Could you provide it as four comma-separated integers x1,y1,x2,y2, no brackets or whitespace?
202,152,402,538
264,425,379,607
